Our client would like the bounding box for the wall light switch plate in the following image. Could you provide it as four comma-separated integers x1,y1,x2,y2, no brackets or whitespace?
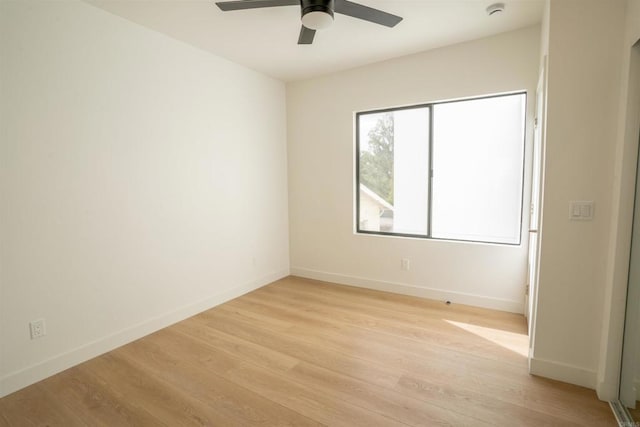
569,201,594,221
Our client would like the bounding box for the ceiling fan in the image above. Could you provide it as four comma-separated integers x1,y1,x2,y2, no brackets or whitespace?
215,0,403,45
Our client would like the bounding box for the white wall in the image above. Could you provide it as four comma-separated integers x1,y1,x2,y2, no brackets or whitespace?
287,26,540,314
530,0,628,390
0,0,289,397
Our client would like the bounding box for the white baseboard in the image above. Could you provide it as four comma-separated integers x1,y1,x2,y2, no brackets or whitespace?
0,269,288,398
529,357,597,389
596,377,619,401
290,267,524,314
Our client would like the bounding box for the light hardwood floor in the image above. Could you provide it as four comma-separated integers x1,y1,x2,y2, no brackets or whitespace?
629,404,640,421
0,276,615,426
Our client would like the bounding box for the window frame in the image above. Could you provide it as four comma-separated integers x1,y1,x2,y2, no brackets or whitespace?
355,91,527,246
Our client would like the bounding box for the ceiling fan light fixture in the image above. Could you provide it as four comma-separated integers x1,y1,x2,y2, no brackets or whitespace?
302,10,334,30
301,0,334,30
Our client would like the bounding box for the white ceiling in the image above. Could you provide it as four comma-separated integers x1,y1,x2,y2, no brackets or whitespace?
87,0,544,82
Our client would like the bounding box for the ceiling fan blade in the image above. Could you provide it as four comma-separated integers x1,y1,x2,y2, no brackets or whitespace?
216,0,299,11
334,0,402,27
298,25,316,44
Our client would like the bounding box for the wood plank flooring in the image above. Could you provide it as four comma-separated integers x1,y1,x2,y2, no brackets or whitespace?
628,404,640,421
0,276,616,426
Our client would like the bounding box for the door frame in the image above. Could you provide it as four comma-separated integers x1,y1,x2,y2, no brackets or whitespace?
599,38,640,404
527,56,548,363
619,40,640,409
620,132,640,407
607,38,640,424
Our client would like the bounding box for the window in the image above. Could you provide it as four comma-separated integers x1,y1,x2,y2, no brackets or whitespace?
356,92,526,245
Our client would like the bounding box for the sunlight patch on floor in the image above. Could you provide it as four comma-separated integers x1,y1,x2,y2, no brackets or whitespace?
444,319,529,357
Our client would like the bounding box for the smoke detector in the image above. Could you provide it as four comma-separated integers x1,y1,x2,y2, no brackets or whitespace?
486,3,505,16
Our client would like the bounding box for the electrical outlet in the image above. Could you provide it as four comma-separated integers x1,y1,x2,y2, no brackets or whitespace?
401,258,410,271
30,319,46,340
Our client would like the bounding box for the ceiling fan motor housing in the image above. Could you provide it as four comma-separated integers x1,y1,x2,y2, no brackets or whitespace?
301,0,335,23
